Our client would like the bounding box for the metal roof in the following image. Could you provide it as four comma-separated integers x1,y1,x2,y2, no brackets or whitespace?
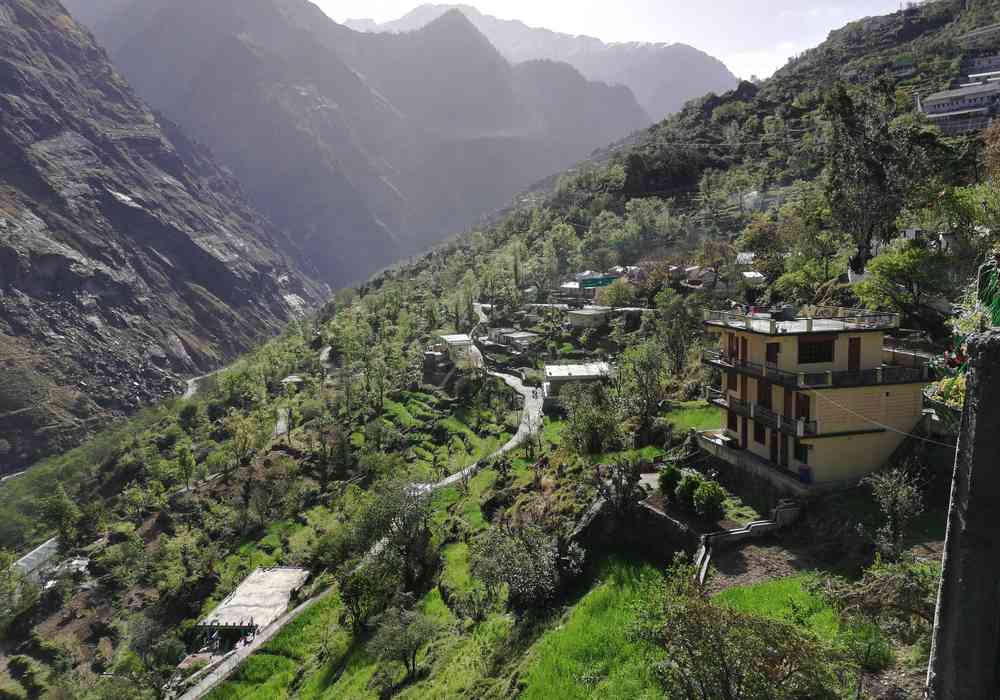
924,81,1000,103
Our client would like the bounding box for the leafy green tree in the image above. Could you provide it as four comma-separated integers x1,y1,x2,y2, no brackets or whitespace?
0,549,38,634
43,485,81,551
610,340,668,441
597,278,637,308
737,214,787,282
176,443,196,489
855,241,950,322
654,290,700,375
862,466,925,560
823,81,934,272
368,606,438,680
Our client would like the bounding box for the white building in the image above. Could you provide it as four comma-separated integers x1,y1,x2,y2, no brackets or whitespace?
543,362,612,408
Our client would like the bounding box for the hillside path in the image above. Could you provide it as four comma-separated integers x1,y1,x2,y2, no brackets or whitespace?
179,368,539,699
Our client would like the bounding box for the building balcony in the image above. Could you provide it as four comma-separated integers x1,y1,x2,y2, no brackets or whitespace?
706,388,818,438
703,306,900,335
702,349,932,389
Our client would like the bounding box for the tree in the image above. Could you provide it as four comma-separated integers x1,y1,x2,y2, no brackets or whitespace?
597,278,637,308
356,480,433,590
855,241,950,324
43,485,81,551
336,555,398,632
863,465,924,560
823,81,934,272
368,606,438,680
561,383,620,455
0,549,38,634
471,523,559,614
736,213,787,282
593,459,642,517
176,443,196,489
654,290,700,376
610,339,668,441
227,411,261,471
632,556,839,700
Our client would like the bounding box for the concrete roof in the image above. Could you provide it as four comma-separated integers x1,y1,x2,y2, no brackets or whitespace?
544,362,611,380
568,308,611,316
439,333,472,344
200,568,309,630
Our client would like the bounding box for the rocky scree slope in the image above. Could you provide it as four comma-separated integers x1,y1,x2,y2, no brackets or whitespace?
62,0,651,284
0,0,323,473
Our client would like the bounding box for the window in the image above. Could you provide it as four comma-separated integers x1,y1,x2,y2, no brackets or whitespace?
727,410,738,432
754,422,766,445
798,336,835,364
757,379,773,409
766,342,780,365
794,439,809,464
727,371,737,392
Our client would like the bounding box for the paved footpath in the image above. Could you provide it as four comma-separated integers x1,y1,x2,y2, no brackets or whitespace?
179,369,540,699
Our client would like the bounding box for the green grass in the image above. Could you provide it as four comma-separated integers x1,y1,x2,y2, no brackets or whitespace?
714,575,839,642
517,559,664,700
665,401,720,433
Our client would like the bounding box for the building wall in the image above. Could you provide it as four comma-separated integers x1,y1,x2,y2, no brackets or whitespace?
718,328,884,373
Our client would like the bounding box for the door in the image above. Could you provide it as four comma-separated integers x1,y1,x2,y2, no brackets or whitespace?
784,388,794,418
848,337,861,373
740,337,748,365
780,434,789,468
796,394,810,421
766,342,780,367
770,430,779,462
740,417,748,449
740,375,748,401
758,379,772,409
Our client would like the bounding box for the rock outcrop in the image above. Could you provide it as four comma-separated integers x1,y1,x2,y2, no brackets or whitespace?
0,0,324,471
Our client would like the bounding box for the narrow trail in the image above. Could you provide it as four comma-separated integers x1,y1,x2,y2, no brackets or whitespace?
179,368,541,700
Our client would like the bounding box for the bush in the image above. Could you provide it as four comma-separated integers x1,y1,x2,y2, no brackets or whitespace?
658,464,682,498
674,474,702,511
693,480,727,520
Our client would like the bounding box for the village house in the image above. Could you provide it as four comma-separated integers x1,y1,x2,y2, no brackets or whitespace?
488,327,541,350
920,80,1000,135
697,306,932,490
542,362,612,410
567,307,613,329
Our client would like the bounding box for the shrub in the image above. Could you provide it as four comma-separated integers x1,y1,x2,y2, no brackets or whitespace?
658,464,682,498
674,474,703,511
693,480,727,520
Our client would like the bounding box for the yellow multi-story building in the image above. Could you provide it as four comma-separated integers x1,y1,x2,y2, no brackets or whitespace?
698,306,932,488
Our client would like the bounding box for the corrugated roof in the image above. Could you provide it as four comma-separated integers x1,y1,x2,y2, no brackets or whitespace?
924,81,1000,102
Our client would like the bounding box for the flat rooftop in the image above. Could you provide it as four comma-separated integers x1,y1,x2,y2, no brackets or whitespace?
704,307,900,335
438,333,472,344
199,567,309,630
544,362,611,380
925,81,1000,102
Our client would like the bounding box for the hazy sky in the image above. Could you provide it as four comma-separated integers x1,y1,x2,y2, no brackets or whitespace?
317,0,903,79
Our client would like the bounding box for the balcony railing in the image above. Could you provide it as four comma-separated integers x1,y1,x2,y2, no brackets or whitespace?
702,349,931,389
703,306,900,334
706,388,818,438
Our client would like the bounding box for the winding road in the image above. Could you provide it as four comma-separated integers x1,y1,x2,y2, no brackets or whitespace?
178,368,541,700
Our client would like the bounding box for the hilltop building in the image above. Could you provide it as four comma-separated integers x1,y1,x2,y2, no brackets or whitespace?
921,80,1000,135
542,362,612,410
697,306,932,490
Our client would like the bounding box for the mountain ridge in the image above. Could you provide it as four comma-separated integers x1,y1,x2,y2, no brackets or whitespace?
345,3,740,119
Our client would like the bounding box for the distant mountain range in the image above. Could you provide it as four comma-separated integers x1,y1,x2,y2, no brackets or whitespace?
61,0,654,286
0,0,324,472
345,3,740,120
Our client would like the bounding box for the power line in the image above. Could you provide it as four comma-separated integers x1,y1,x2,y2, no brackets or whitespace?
804,388,958,450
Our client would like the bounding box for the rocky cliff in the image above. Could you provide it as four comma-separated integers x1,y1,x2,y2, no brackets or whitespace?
0,0,324,472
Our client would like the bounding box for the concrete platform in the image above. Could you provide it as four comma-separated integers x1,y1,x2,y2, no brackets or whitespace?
200,567,309,631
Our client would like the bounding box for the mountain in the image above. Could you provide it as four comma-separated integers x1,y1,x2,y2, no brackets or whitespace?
61,0,651,284
0,0,324,472
345,4,740,120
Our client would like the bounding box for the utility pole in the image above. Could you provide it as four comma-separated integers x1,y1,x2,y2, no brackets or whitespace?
926,329,1000,699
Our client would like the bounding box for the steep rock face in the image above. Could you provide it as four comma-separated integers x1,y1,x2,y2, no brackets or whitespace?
346,3,740,120
0,0,323,472
63,0,651,274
